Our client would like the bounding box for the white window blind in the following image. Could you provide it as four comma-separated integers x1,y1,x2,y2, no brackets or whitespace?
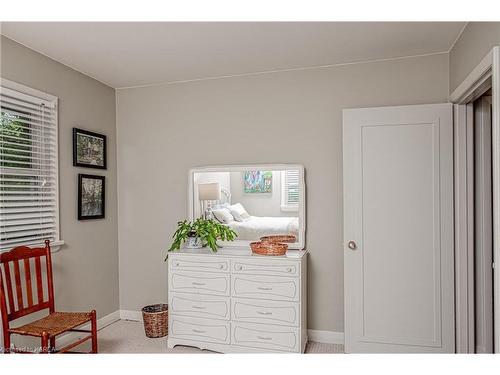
0,80,61,252
281,169,299,212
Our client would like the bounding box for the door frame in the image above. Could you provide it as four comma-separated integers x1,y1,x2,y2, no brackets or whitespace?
474,94,494,353
450,46,500,353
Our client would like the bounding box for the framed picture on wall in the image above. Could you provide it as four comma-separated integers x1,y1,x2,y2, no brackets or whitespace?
244,170,273,193
73,128,107,169
78,174,105,220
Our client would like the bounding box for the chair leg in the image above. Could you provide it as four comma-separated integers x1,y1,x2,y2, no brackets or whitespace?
3,332,11,354
41,332,49,354
50,336,56,353
91,310,98,353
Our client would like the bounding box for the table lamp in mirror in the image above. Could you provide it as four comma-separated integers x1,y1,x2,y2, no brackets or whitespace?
198,182,221,219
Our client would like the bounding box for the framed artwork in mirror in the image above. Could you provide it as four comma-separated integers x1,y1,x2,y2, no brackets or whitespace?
73,128,107,169
244,170,273,193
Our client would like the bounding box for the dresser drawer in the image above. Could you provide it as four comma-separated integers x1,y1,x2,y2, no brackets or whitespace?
231,259,299,277
169,315,230,344
232,274,299,301
170,256,229,273
169,293,230,320
231,322,299,352
170,271,230,296
232,298,299,326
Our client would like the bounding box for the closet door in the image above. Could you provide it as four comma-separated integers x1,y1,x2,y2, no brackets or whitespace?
343,104,455,353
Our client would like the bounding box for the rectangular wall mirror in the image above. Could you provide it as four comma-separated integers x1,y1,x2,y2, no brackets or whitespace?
188,164,306,250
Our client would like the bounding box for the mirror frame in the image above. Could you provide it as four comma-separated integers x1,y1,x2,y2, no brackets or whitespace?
188,164,306,250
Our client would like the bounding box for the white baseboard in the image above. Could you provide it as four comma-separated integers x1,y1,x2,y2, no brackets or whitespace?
56,310,121,350
120,309,143,322
307,329,345,344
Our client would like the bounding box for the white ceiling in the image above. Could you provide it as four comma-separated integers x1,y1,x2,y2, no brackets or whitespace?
1,22,466,89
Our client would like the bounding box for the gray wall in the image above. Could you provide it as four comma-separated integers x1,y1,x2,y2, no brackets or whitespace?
116,53,449,332
0,36,119,329
449,22,500,93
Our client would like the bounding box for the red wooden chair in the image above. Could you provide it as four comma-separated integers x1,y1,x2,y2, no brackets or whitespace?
0,240,97,353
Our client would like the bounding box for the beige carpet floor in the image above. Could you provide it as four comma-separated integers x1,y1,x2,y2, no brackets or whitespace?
88,320,344,354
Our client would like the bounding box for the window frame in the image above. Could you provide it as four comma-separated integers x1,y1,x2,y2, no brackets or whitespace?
281,170,299,212
0,78,63,252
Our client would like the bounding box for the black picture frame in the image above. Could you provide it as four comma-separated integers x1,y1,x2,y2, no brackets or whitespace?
78,174,105,220
73,128,107,169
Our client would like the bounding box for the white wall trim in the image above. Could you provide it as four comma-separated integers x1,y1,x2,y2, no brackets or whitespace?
307,329,344,344
116,51,449,90
453,103,476,353
120,309,143,322
449,49,494,104
55,310,121,350
491,46,500,353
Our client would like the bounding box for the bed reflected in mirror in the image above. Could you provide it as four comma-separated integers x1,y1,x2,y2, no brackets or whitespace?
189,165,305,249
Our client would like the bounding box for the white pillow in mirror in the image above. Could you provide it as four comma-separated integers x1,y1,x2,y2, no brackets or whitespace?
212,208,234,224
229,203,250,222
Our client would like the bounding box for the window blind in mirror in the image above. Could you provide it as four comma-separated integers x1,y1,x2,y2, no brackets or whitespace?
282,169,299,209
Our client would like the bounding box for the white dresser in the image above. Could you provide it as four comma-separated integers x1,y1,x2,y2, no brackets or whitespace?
167,247,308,353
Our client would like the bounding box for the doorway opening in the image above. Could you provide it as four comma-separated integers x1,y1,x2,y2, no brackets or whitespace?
473,90,494,353
451,46,499,353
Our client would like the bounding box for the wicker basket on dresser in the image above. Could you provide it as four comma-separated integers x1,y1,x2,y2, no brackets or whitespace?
167,247,308,353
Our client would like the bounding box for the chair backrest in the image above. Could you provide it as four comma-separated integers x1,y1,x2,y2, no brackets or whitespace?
0,240,54,332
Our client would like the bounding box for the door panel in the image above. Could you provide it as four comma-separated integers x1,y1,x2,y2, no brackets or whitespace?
343,104,455,353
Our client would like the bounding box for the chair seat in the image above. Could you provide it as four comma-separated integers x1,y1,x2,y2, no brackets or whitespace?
9,312,93,337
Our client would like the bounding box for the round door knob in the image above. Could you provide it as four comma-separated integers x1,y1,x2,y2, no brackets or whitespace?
218,264,224,269
286,267,292,273
237,265,243,270
347,241,357,250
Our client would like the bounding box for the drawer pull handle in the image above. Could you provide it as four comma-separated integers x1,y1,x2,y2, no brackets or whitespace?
257,311,272,315
257,287,272,291
257,336,273,341
286,267,293,273
192,305,206,310
192,282,206,286
236,265,243,271
175,262,180,266
192,329,206,334
218,264,224,269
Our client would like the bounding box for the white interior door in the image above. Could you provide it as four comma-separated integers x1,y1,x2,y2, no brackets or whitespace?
343,103,455,353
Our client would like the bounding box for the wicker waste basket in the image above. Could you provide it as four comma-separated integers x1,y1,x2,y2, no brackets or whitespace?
142,304,168,338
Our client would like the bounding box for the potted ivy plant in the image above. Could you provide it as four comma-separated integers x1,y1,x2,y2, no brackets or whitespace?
165,218,237,259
